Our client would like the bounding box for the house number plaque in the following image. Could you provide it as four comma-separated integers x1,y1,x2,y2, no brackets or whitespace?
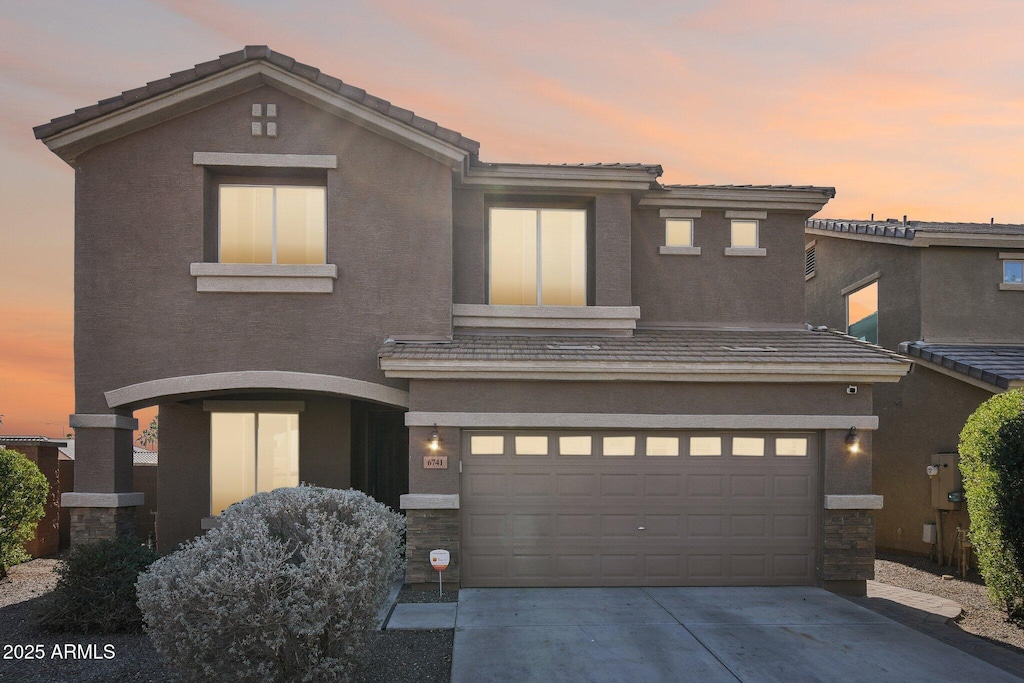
423,455,448,469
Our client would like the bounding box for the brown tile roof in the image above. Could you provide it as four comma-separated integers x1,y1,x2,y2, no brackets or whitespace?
900,342,1024,389
33,45,480,155
379,328,906,366
808,218,1024,240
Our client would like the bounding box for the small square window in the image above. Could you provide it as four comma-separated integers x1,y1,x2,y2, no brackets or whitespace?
602,436,636,456
665,219,694,248
732,437,765,456
731,220,758,248
1004,260,1024,284
515,435,548,455
470,435,504,455
559,436,592,455
646,437,679,456
690,437,722,456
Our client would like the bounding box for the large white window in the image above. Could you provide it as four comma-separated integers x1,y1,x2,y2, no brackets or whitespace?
210,411,299,516
219,185,326,264
731,220,759,248
489,208,587,306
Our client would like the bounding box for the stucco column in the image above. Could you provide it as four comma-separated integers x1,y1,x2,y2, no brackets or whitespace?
401,425,461,588
63,412,144,545
821,427,881,596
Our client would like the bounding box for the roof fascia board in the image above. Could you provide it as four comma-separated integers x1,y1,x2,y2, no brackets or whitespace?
807,227,1024,249
461,168,655,191
405,412,880,430
906,356,1003,393
380,359,909,382
641,188,832,213
42,62,469,168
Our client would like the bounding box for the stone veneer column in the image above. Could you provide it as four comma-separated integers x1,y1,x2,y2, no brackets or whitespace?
63,412,144,545
402,499,460,586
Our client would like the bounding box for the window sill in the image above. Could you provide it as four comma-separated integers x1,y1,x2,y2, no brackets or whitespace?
190,263,338,293
659,246,701,256
724,247,766,257
1000,282,1024,291
452,304,640,336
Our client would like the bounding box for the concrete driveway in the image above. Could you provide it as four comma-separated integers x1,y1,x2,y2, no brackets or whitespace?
451,586,1020,682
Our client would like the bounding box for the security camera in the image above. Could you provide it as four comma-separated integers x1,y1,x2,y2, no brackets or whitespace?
846,385,858,394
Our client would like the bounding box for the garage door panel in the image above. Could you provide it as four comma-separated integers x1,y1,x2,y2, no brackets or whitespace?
687,474,725,497
555,472,598,496
462,430,818,587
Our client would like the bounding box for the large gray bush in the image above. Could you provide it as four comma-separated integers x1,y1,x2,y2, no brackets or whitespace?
137,487,405,682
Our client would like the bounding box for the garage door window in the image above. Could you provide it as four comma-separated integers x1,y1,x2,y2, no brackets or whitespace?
690,436,722,456
559,436,592,455
515,436,549,455
776,437,808,456
602,436,636,456
646,437,679,456
471,435,505,455
733,437,765,456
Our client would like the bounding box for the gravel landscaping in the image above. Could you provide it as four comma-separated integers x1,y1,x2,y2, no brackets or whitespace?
876,552,1024,653
0,559,452,683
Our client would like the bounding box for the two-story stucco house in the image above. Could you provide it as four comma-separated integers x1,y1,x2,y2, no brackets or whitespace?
805,217,1024,559
34,46,908,595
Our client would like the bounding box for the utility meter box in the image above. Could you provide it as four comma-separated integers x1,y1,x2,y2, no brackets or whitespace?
931,453,963,511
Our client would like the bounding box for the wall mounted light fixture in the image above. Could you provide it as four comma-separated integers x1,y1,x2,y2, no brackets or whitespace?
429,425,441,452
845,427,860,454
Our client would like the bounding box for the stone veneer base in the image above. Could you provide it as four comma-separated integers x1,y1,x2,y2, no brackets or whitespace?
70,506,137,546
823,509,875,582
405,508,460,585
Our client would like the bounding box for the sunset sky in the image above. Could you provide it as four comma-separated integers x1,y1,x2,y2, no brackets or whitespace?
2,0,1023,437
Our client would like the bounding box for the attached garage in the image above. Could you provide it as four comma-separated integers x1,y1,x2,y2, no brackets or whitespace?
461,430,818,587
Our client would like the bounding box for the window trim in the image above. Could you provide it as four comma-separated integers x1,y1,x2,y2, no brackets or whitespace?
725,219,766,256
660,218,701,256
999,252,1024,291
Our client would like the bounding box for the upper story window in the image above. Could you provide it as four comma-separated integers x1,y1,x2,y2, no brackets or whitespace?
488,208,587,306
219,185,326,264
847,280,878,344
731,220,758,248
1003,260,1023,285
666,219,694,248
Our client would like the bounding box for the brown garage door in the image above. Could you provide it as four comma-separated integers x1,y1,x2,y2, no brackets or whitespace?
461,430,818,587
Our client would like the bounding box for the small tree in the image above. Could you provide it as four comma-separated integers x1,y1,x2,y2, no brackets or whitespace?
137,415,158,450
0,447,49,577
960,388,1024,618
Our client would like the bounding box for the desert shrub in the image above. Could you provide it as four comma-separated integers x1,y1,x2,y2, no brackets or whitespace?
38,536,158,633
960,388,1024,618
0,447,48,577
137,486,405,682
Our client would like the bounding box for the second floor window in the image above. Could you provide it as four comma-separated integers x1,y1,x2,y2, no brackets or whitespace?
1004,260,1023,285
731,219,759,248
489,208,587,306
847,281,878,345
219,185,326,264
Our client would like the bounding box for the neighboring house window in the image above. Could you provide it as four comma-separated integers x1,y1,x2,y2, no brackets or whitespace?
731,220,758,248
210,411,299,516
1004,260,1023,284
489,208,587,306
219,185,326,264
847,281,878,344
805,241,816,280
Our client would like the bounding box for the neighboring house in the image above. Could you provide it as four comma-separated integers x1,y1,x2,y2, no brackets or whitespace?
33,46,908,595
805,217,1024,557
57,440,158,545
0,436,66,557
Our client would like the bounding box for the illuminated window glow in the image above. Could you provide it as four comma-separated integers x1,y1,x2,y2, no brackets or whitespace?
211,412,299,516
219,185,325,264
489,208,586,306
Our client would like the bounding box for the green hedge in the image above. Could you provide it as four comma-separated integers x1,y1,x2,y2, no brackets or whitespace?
960,388,1024,618
0,447,48,577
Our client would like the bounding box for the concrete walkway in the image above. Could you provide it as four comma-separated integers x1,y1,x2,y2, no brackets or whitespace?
451,586,1022,683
